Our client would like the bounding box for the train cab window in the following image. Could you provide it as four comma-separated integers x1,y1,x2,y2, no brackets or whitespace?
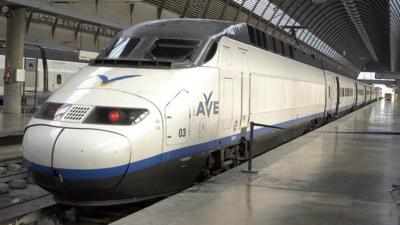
99,37,140,58
149,39,200,62
56,74,62,85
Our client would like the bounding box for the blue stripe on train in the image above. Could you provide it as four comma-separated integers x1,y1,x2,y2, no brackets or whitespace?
27,111,324,180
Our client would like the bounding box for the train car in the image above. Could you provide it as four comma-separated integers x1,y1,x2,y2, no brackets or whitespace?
324,71,356,117
22,19,376,206
385,93,392,101
371,87,381,102
366,86,372,103
355,81,367,107
377,87,383,99
0,47,88,105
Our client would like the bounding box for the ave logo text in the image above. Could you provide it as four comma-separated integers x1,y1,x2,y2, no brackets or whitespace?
195,91,219,117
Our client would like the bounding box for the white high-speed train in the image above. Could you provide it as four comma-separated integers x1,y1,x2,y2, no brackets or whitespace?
22,19,379,206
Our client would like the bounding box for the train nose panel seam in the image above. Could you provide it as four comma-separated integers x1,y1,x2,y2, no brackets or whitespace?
51,128,65,183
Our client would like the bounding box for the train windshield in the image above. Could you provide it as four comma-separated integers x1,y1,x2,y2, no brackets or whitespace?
98,37,141,59
94,36,204,68
92,19,249,68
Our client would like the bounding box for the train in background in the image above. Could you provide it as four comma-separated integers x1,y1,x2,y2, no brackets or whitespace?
0,46,89,105
22,19,381,206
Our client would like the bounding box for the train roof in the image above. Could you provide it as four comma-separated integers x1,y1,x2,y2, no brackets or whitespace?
118,19,250,43
0,42,83,63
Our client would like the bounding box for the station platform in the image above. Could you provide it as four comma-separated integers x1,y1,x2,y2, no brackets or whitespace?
0,110,31,138
112,100,400,225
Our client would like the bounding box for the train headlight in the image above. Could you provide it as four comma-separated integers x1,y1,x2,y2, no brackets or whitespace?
84,107,149,125
108,110,121,123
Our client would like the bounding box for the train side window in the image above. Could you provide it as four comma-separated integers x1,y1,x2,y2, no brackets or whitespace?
255,29,262,47
261,31,268,49
267,36,274,52
281,42,286,56
288,45,294,58
248,26,256,45
272,37,277,53
275,40,282,55
56,74,62,85
328,87,331,98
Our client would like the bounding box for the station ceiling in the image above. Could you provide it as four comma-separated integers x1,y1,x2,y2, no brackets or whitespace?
146,0,399,77
266,0,399,74
0,0,399,78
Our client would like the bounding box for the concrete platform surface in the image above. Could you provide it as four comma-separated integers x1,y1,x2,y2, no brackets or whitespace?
112,100,400,225
0,110,31,138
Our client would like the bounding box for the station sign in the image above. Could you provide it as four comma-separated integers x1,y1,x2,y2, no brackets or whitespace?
25,58,37,72
79,50,99,61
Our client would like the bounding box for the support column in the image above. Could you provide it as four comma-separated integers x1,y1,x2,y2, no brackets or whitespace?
3,7,25,114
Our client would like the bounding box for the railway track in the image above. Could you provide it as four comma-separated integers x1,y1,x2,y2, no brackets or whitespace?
1,197,160,225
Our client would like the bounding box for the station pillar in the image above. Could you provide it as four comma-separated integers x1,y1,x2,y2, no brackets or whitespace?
3,7,25,114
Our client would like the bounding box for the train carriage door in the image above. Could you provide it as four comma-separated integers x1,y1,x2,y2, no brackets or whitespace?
222,78,234,130
364,85,367,104
217,44,242,140
355,82,358,108
240,50,250,137
165,90,189,145
335,77,340,115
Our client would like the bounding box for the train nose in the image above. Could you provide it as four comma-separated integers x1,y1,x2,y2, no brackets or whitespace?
23,126,131,195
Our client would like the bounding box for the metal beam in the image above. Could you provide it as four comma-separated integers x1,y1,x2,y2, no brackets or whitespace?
181,0,191,18
219,0,230,20
246,0,260,23
95,0,99,12
25,10,32,33
51,17,59,39
341,0,378,61
201,0,212,19
94,25,100,44
358,79,396,86
276,0,297,26
256,1,273,27
233,0,246,22
74,22,81,41
157,0,167,19
130,3,135,23
1,0,125,30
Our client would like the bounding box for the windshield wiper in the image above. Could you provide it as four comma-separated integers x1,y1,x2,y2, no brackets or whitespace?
144,51,159,61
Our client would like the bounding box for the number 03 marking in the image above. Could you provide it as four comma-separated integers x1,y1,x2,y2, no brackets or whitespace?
178,128,187,138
